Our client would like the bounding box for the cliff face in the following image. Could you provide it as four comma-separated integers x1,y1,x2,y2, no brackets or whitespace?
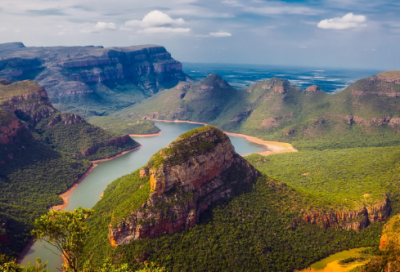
0,79,139,160
109,126,260,246
301,196,390,231
0,43,191,117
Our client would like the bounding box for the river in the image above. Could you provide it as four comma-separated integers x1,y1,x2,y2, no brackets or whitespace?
21,121,268,270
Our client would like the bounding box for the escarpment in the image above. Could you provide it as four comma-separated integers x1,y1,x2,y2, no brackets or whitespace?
300,196,390,231
108,126,260,246
0,43,191,117
0,78,139,160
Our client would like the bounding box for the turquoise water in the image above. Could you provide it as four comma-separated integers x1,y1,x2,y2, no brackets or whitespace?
21,122,267,270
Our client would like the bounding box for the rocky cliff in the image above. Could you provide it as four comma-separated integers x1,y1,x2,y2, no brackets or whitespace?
108,126,260,246
301,196,391,231
0,43,191,117
0,78,139,160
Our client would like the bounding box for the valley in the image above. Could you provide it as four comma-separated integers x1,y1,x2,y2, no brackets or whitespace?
1,42,400,272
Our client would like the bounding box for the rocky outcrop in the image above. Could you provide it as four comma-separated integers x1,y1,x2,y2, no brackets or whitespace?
0,113,32,145
0,79,55,124
301,196,390,231
261,78,295,94
109,126,260,246
306,85,321,92
47,113,85,127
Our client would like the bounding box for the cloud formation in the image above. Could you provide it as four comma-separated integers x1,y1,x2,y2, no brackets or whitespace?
80,22,116,33
209,31,232,37
125,10,189,34
125,10,185,28
318,13,367,29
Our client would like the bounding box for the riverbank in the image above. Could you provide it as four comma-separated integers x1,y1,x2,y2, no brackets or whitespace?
129,131,161,137
51,145,142,210
17,145,142,263
224,132,298,156
150,119,297,156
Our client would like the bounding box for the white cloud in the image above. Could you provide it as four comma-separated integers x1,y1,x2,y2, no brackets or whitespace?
209,31,232,37
138,27,190,34
80,22,116,33
125,10,185,28
318,13,367,30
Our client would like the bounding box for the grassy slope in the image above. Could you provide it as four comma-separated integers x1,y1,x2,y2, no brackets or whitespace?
246,146,400,212
115,72,400,150
115,74,243,123
88,117,160,135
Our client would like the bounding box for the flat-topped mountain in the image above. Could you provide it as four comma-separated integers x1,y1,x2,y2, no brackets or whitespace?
0,78,139,256
117,71,400,150
102,126,259,245
0,42,191,117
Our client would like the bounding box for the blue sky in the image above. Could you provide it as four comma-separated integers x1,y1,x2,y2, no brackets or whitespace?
0,0,399,70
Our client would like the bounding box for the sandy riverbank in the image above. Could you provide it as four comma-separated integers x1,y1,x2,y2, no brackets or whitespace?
17,145,142,262
129,131,161,137
224,132,298,156
149,119,208,126
149,119,297,156
51,145,142,210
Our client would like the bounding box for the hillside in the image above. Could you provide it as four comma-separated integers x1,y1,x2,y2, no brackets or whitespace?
0,42,191,118
80,127,397,271
0,79,140,256
116,71,400,150
88,117,160,135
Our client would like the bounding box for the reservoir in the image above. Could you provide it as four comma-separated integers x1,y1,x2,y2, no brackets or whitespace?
21,121,268,270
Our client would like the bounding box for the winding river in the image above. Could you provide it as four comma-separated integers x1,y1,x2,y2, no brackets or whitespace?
21,121,272,270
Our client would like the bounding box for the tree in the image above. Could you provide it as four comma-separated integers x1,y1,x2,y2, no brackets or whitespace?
0,254,48,271
32,208,93,272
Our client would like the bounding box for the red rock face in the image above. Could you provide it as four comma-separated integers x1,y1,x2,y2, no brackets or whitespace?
109,127,260,246
306,85,321,92
300,196,390,231
273,86,285,93
0,116,32,145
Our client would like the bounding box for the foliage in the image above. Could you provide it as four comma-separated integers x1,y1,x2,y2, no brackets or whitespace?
0,141,91,256
88,117,160,135
34,118,140,161
338,256,366,265
115,74,400,150
0,255,48,272
83,174,385,271
246,146,400,212
32,208,93,272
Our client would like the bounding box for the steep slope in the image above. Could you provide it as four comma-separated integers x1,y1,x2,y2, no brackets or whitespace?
82,127,390,272
0,79,139,256
117,71,400,150
116,74,242,123
0,42,191,118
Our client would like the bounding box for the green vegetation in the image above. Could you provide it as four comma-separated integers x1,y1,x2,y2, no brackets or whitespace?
146,126,227,168
33,208,94,272
0,79,140,257
83,175,384,271
246,146,400,212
88,117,160,135
0,140,91,256
34,116,139,161
338,257,366,265
115,73,400,150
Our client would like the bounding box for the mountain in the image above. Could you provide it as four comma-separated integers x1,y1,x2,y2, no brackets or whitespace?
0,42,191,118
88,117,160,135
82,126,392,271
0,78,139,256
116,71,400,150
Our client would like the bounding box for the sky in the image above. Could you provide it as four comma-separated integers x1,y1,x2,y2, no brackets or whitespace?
0,0,399,70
